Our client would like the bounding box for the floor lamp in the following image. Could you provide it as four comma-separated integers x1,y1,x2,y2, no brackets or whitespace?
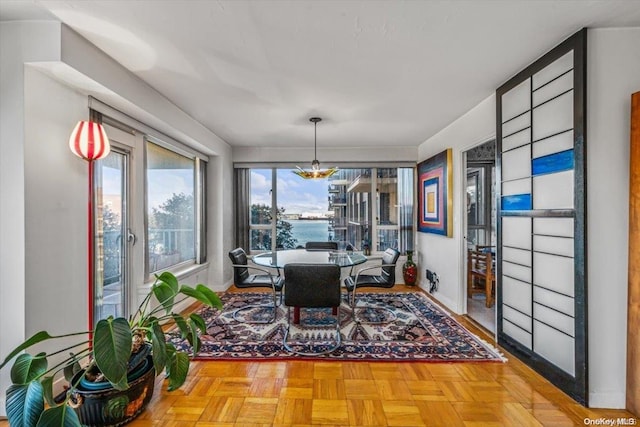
69,120,110,335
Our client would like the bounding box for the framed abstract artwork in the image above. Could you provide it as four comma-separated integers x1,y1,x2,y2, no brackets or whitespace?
417,148,453,236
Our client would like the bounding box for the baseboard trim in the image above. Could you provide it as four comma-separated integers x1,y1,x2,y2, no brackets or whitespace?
217,279,233,292
420,281,461,314
588,392,626,409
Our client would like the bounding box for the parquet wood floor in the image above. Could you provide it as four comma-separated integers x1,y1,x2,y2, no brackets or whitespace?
1,286,635,426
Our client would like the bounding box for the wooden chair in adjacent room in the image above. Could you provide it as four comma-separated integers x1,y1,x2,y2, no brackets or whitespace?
467,248,495,308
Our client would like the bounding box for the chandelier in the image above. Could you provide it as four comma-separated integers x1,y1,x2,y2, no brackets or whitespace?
292,117,338,179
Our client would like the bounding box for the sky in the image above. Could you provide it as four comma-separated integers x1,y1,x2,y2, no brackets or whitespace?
102,166,194,212
102,166,329,217
251,169,330,215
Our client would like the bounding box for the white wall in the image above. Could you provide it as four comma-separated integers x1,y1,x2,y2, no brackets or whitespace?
209,153,236,291
0,21,234,415
23,66,89,350
233,145,418,164
0,21,62,416
416,95,496,313
586,27,640,409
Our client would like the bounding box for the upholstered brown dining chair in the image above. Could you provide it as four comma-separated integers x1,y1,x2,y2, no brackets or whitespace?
228,247,284,323
344,247,401,324
282,263,342,356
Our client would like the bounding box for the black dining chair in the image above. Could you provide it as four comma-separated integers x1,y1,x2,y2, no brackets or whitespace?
305,241,338,251
282,263,342,356
228,247,284,323
344,247,401,324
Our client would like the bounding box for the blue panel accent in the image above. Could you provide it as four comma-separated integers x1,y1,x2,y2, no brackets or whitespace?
532,149,574,176
502,194,532,211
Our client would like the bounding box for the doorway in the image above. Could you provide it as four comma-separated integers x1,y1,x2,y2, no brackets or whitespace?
464,140,496,332
94,147,131,322
93,122,144,325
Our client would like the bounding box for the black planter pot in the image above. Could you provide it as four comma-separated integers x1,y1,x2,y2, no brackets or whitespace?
70,355,156,426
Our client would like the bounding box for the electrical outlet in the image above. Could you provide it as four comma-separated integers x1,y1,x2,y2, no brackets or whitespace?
426,269,435,283
426,269,439,293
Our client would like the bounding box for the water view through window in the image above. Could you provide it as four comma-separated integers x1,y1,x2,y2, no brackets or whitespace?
249,167,414,252
288,220,330,245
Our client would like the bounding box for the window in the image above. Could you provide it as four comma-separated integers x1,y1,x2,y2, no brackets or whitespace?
93,109,209,322
466,164,495,246
95,149,128,321
146,141,206,273
249,169,273,251
247,166,414,253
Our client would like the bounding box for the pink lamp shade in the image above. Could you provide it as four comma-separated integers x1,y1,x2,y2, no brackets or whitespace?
69,120,111,161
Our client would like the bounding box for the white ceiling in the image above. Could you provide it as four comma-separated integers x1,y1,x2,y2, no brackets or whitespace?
2,0,639,149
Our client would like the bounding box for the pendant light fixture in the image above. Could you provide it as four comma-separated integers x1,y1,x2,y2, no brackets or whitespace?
292,117,338,179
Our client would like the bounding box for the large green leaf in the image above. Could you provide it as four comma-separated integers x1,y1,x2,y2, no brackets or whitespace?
195,284,223,309
109,376,130,392
152,282,176,314
185,317,203,356
6,382,44,427
40,376,56,407
150,320,167,375
194,336,202,356
171,314,189,339
35,403,81,427
0,331,53,370
167,351,190,391
189,313,207,334
156,271,179,293
10,353,48,384
164,343,176,377
63,358,81,383
178,285,209,305
93,317,132,390
184,320,199,355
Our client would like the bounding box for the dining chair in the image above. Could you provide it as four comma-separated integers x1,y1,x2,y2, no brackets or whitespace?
467,249,495,307
344,247,401,324
228,247,284,323
305,241,338,250
282,263,342,356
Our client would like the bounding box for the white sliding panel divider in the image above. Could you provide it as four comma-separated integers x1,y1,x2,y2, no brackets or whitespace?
496,29,588,405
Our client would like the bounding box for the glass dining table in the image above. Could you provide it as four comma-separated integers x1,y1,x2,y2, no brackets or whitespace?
252,249,368,324
252,249,368,269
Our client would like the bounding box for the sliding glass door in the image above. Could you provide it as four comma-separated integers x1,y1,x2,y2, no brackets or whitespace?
94,147,130,321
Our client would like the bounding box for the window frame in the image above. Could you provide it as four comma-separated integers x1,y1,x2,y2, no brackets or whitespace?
248,169,277,253
466,162,494,246
246,166,414,254
144,137,207,278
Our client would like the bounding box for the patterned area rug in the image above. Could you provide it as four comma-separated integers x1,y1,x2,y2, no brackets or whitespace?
170,291,504,362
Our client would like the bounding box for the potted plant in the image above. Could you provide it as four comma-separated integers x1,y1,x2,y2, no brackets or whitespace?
0,271,222,427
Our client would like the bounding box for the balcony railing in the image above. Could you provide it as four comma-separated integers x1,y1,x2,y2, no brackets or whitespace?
148,228,195,271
